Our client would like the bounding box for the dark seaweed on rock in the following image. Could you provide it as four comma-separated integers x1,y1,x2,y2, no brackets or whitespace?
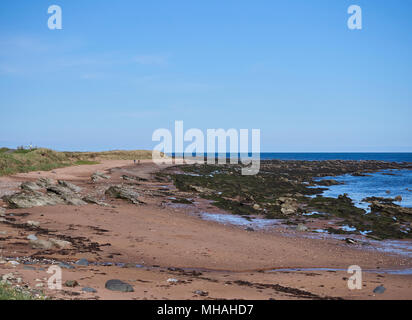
161,160,412,240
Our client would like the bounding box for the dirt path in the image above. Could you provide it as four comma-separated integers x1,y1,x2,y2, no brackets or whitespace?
0,160,411,299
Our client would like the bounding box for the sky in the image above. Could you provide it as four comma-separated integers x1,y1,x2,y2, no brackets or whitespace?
0,0,411,152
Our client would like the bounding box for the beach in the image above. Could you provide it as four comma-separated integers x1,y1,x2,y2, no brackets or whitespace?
0,159,411,300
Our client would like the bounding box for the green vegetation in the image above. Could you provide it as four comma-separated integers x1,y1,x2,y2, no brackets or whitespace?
0,147,152,176
73,160,100,165
164,161,412,240
0,283,37,300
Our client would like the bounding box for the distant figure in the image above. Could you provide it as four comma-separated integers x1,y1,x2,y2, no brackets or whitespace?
138,160,140,164
133,159,136,165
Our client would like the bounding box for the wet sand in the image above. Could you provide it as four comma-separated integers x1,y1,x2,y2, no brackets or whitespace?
0,160,411,299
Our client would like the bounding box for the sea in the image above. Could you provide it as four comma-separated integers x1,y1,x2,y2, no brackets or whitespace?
258,153,412,209
178,152,412,208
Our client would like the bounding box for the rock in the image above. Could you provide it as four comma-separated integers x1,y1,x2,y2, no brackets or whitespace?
30,239,54,250
253,204,260,210
2,273,14,281
58,180,82,193
20,181,42,192
121,175,147,182
189,185,215,194
91,172,110,182
82,196,109,207
35,283,44,288
245,227,254,232
373,285,386,294
26,220,40,227
279,198,299,215
194,290,208,296
369,201,412,216
345,238,357,244
75,258,89,266
316,179,343,186
64,280,79,287
36,177,55,188
82,287,97,293
59,262,75,269
47,185,87,206
3,191,64,208
394,195,402,202
27,234,38,241
296,224,308,232
105,185,142,204
0,207,5,215
105,279,134,292
0,231,7,235
49,238,72,249
167,278,179,283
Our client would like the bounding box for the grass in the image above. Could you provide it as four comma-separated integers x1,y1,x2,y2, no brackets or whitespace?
0,147,153,176
0,283,37,300
73,160,100,165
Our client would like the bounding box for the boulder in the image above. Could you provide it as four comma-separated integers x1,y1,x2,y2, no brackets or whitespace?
105,279,134,292
3,191,64,208
47,185,86,206
49,238,72,249
58,180,82,193
30,239,54,250
91,172,110,182
279,198,299,215
105,185,141,204
20,181,42,192
83,195,109,207
36,177,55,188
26,220,40,227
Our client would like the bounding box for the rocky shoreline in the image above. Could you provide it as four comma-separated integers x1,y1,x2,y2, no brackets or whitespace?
0,159,411,300
160,160,412,240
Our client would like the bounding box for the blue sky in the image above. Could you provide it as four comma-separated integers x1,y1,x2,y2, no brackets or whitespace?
0,0,411,152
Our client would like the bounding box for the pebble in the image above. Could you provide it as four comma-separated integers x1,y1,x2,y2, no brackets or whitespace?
64,280,79,287
82,287,97,293
26,220,40,227
59,262,75,269
167,278,179,283
373,285,386,294
27,234,38,241
75,258,89,266
296,224,308,232
105,279,134,292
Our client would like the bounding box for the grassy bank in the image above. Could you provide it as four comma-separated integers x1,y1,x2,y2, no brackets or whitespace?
0,283,37,300
0,147,152,176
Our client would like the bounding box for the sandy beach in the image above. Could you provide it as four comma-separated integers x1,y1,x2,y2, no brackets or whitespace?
0,160,411,300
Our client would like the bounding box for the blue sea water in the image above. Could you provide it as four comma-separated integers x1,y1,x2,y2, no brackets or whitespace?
177,152,412,163
314,169,412,209
259,152,412,162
